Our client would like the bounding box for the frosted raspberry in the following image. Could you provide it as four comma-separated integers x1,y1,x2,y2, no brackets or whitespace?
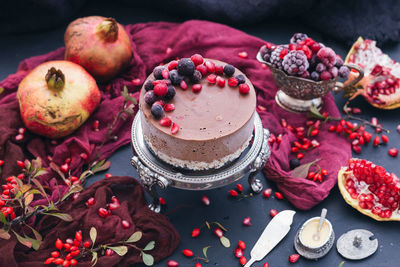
282,50,309,76
317,47,337,68
339,66,350,79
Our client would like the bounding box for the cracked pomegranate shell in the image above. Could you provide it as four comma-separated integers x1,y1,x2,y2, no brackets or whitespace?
344,37,400,109
338,158,400,221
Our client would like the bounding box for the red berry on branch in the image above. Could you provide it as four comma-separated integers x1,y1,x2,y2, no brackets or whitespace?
167,260,179,267
51,251,60,258
16,161,25,168
263,263,269,267
44,258,55,264
388,148,398,157
55,238,63,250
236,183,243,192
229,190,238,197
192,228,200,237
235,247,243,258
182,249,194,257
105,173,112,178
105,248,114,256
83,241,91,248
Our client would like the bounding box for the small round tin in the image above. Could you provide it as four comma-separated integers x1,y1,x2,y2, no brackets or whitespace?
294,217,335,259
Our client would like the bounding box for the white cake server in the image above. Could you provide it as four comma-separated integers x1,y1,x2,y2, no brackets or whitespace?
244,210,296,267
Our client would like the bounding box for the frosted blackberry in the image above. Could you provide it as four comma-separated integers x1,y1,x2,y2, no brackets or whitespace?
153,66,166,80
144,91,158,106
270,46,286,70
169,70,184,85
311,71,320,81
316,63,326,73
259,43,274,62
235,74,246,84
164,85,176,101
223,64,235,77
144,79,154,91
151,103,164,119
282,50,309,76
339,66,350,79
191,70,202,83
178,58,195,76
290,33,308,44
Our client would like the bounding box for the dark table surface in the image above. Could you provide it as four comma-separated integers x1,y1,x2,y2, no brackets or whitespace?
2,2,400,267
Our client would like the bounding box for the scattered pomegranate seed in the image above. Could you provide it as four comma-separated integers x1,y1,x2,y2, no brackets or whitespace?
214,228,223,238
167,260,179,267
75,231,82,242
239,256,247,265
373,136,380,147
310,129,319,136
0,160,3,166
363,131,372,142
131,78,141,86
92,120,99,131
388,148,398,157
275,192,284,199
257,105,267,111
381,134,389,143
168,60,178,70
348,132,358,140
164,103,175,112
16,160,25,168
98,208,109,218
165,47,172,54
105,248,114,256
216,76,226,87
236,183,243,192
238,51,248,59
242,217,252,226
183,249,193,257
238,240,246,250
192,84,202,93
263,188,272,198
270,209,279,217
70,259,77,266
229,189,238,197
195,263,202,267
171,123,180,134
263,263,269,267
15,134,24,141
105,173,112,178
288,254,300,263
239,84,250,94
121,220,130,229
201,195,210,206
160,117,172,127
235,248,243,258
60,163,69,173
108,203,119,211
192,228,200,237
159,197,167,205
397,125,400,133
371,117,378,125
55,238,63,250
80,153,88,160
180,80,188,90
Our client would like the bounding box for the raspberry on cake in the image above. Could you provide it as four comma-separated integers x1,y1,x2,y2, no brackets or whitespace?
139,55,257,170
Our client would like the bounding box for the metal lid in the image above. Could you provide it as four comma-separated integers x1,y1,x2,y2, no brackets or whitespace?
337,229,378,260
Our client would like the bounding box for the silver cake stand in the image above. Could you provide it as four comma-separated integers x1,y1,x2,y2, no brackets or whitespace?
130,111,271,213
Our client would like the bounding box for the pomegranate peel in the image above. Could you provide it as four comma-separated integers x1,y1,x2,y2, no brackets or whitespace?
338,158,400,221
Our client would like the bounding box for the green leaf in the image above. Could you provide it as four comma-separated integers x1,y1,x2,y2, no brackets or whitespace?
31,178,49,202
49,162,65,180
33,169,47,178
24,223,42,242
43,212,73,222
308,104,325,120
291,159,320,179
203,246,211,259
219,236,230,248
23,235,42,250
126,231,142,243
141,252,154,266
91,160,111,174
0,229,10,240
90,227,97,245
91,251,98,267
0,211,9,225
61,184,83,201
339,261,345,267
12,231,32,248
121,86,138,105
108,245,128,256
143,241,155,251
212,221,227,232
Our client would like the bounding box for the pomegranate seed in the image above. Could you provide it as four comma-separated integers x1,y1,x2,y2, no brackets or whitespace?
168,60,178,70
192,84,202,93
171,123,180,134
55,239,63,250
191,54,204,66
83,241,91,248
51,251,60,258
98,208,109,218
243,217,252,226
263,188,272,198
214,228,223,238
201,195,210,206
192,228,200,237
228,77,239,86
75,231,82,242
183,249,193,257
216,76,225,87
164,103,175,112
60,163,69,173
229,190,238,197
263,263,269,267
270,209,278,217
240,256,247,265
159,197,167,205
195,263,202,267
15,134,24,141
373,136,380,147
108,202,119,210
289,254,300,263
166,47,172,54
388,148,398,157
238,51,248,59
105,173,112,178
375,126,382,133
167,260,179,267
310,129,319,136
275,192,284,199
180,80,187,90
371,117,378,125
239,84,250,94
397,125,400,133
0,160,3,166
381,134,389,143
111,196,120,205
238,240,246,250
92,120,100,131
297,153,304,159
105,248,114,256
205,61,215,73
257,105,267,111
236,183,243,192
132,78,141,86
53,258,64,265
44,258,55,264
235,248,243,258
307,172,315,179
328,125,336,132
121,220,130,229
160,117,172,127
16,160,25,168
80,153,88,160
291,147,299,153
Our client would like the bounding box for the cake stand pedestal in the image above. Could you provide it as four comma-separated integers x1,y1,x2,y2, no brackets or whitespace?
130,111,270,213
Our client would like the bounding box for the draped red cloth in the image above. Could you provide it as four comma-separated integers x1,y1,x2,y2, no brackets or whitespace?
0,20,351,266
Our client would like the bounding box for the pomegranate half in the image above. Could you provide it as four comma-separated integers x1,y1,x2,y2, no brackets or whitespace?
64,16,132,83
344,37,400,109
17,60,100,139
338,158,400,221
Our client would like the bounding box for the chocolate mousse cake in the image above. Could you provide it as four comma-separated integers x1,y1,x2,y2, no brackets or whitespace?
139,54,256,170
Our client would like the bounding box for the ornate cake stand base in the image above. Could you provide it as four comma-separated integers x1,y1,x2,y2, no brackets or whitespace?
130,111,271,213
275,90,322,113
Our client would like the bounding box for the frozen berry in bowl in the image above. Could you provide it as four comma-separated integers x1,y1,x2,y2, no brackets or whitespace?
270,46,287,70
290,33,308,44
282,50,309,76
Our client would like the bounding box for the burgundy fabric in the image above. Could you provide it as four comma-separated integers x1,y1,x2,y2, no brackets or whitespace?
0,176,179,267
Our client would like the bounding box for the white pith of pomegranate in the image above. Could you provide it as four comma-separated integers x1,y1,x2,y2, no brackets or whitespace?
338,158,400,221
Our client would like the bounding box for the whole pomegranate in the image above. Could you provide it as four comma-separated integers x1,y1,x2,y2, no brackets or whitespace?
64,16,132,83
338,158,400,221
345,37,400,109
17,60,100,138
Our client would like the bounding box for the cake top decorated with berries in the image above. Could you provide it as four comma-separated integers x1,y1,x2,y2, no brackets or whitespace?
139,54,256,141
